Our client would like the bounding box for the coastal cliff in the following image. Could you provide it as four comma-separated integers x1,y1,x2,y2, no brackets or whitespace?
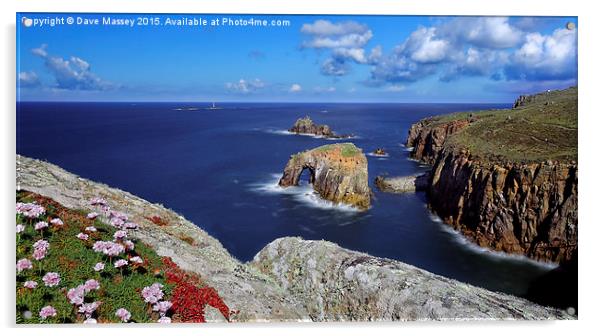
405,87,578,263
17,155,572,321
278,143,371,210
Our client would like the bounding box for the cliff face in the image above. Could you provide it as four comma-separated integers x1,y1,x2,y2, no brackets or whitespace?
278,143,371,210
17,155,573,321
405,91,578,263
429,150,577,263
251,237,571,321
405,118,474,164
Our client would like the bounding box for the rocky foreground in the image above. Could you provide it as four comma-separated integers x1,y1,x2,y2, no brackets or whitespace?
17,155,573,321
278,143,371,210
405,87,578,263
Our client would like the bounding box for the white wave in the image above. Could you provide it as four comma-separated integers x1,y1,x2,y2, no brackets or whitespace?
263,129,358,140
250,174,362,213
366,153,390,158
427,212,558,269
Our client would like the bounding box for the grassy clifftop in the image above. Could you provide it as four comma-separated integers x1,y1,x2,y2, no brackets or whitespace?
438,87,577,163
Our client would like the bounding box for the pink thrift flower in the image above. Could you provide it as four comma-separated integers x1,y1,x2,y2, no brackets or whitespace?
87,212,99,220
32,248,47,261
33,239,49,251
16,224,25,233
85,226,97,232
83,318,97,324
67,285,86,305
16,202,46,218
157,316,171,323
39,306,57,319
114,259,128,268
84,279,101,291
109,211,128,221
50,218,64,226
89,197,108,206
16,258,33,273
129,256,143,264
93,262,105,272
78,301,101,318
152,301,172,314
124,240,135,251
113,230,128,240
42,272,61,287
115,308,131,322
23,280,38,289
110,217,125,229
76,233,89,241
141,283,164,304
34,221,48,230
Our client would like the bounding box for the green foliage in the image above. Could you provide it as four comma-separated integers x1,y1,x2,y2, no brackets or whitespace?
314,143,361,158
15,191,172,324
433,86,577,163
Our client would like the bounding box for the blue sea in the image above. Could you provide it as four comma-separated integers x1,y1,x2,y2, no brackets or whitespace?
16,101,555,297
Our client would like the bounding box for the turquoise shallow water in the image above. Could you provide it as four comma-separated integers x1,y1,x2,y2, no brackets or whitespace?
17,101,555,296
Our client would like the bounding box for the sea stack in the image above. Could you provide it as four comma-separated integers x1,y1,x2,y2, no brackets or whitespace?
278,143,370,210
289,116,351,139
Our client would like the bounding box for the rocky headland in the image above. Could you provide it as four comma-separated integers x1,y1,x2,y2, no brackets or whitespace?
278,143,371,210
289,116,351,139
17,154,573,321
404,87,578,264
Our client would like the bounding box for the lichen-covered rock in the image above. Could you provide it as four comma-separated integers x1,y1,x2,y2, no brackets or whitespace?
251,237,572,321
278,143,371,210
289,116,351,138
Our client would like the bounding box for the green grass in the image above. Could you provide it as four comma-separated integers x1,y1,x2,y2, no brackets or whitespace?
435,87,577,163
313,143,362,158
16,191,173,324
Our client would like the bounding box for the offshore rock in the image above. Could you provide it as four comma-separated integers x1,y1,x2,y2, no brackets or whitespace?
374,174,429,193
251,237,572,321
278,143,370,210
289,116,351,138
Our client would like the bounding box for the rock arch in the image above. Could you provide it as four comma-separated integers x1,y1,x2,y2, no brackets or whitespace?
278,143,370,210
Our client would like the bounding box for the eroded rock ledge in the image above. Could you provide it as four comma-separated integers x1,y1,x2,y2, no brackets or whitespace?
251,237,571,321
17,155,572,321
278,143,371,210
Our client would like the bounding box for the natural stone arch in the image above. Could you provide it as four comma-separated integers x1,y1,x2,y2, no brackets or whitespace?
278,143,370,210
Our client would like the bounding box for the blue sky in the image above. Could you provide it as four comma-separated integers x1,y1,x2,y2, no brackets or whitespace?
17,13,577,103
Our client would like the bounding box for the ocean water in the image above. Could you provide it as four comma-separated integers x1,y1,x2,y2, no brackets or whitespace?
16,101,555,296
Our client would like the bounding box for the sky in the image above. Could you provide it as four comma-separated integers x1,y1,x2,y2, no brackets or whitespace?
16,13,577,103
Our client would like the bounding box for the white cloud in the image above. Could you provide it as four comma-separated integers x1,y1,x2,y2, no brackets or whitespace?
385,85,406,92
31,44,114,91
289,83,302,92
441,17,524,49
301,19,374,77
18,71,40,88
314,86,336,93
225,78,266,93
505,27,577,80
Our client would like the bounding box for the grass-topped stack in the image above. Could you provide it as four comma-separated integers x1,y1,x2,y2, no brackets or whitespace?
279,143,370,210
